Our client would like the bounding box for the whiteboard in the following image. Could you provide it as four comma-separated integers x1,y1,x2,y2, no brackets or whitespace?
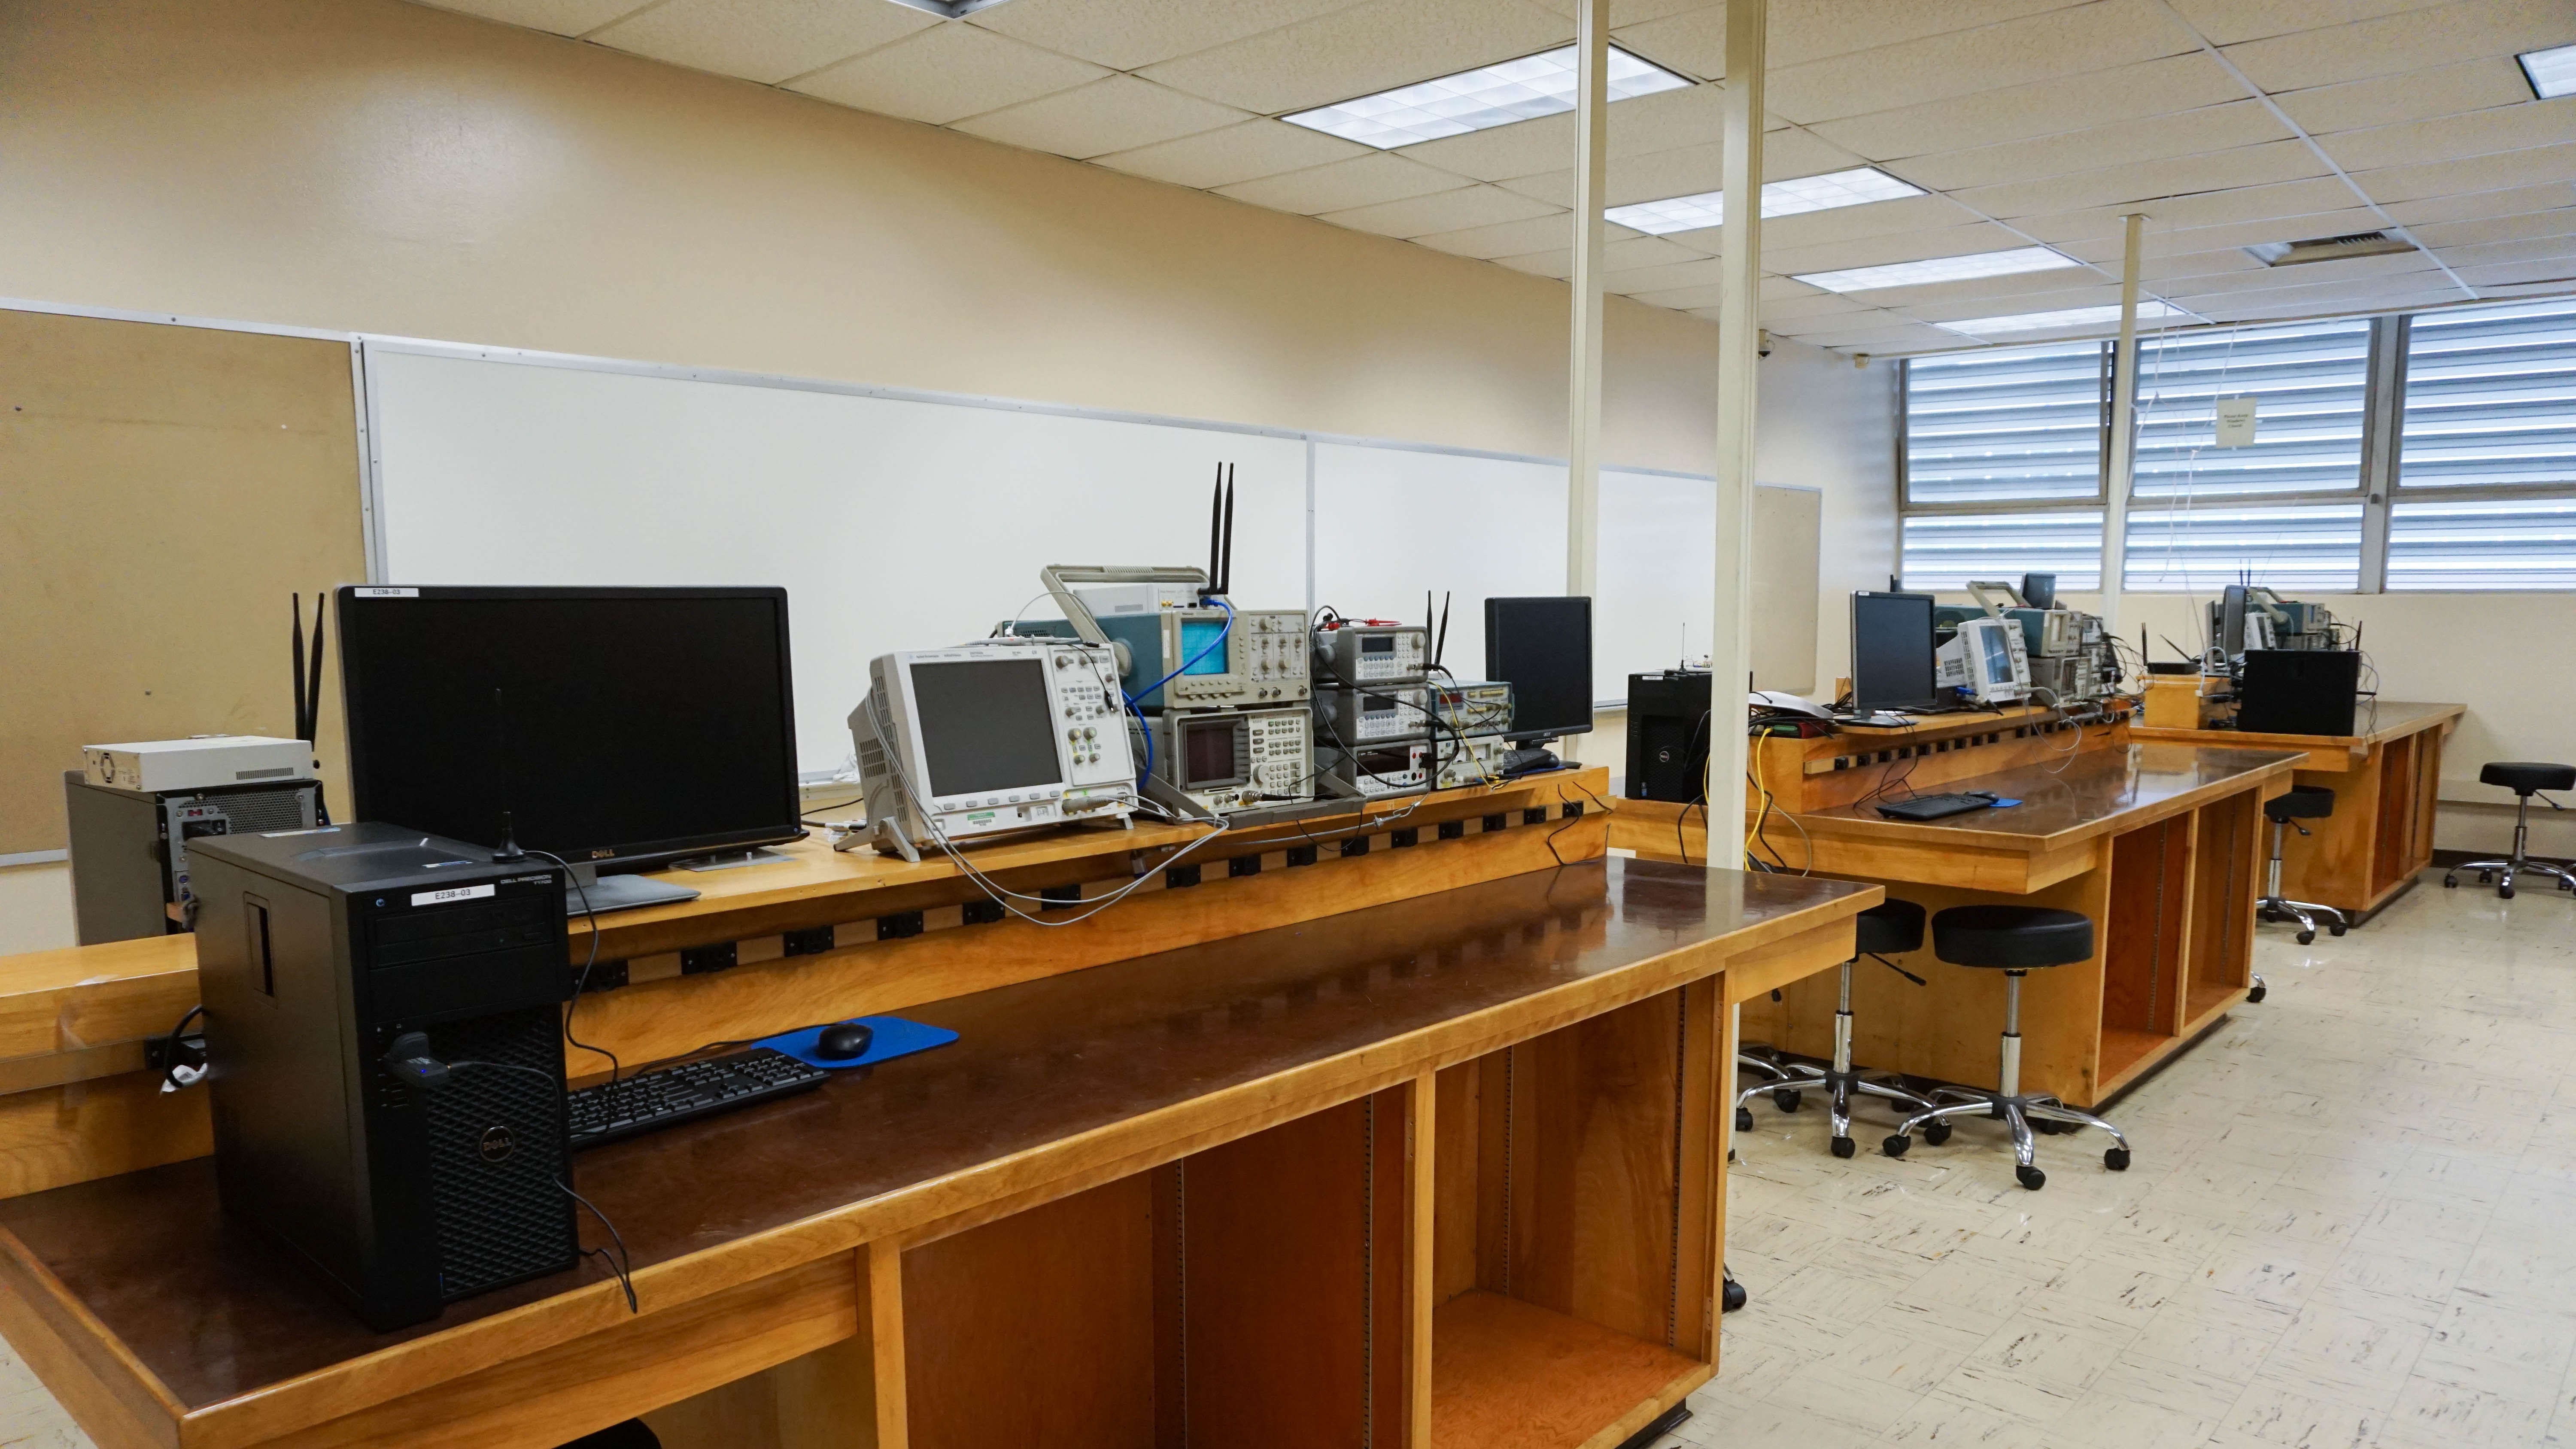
369,346,1304,772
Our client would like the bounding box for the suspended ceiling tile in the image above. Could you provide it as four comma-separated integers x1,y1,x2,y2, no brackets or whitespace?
2356,141,2576,205
1392,83,1730,185
965,0,1372,72
789,23,1107,126
1325,182,1563,237
1625,280,1727,308
414,0,650,36
1752,193,1996,250
2436,234,2576,268
2008,178,2369,243
2274,58,2537,137
2451,258,2576,287
2382,182,2576,226
1526,0,1713,25
2169,271,2469,310
2410,208,2576,249
2218,0,2576,93
2055,208,2390,263
1216,151,1471,213
1410,211,1586,258
1614,0,2081,82
1601,255,1731,293
1093,118,1373,189
1887,102,2291,195
954,76,1252,159
1764,0,2195,125
1793,319,1969,351
1899,279,2134,320
1138,0,1574,115
586,0,936,85
1830,266,2124,311
1805,53,2241,163
2139,247,2274,282
2473,277,2576,297
1492,247,1573,278
1760,220,2032,277
2166,0,2454,47
1954,140,2330,221
2321,98,2576,175
1759,290,1873,321
2194,286,2464,321
2158,250,2443,298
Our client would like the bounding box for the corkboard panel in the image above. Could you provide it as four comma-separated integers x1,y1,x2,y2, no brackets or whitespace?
0,308,363,854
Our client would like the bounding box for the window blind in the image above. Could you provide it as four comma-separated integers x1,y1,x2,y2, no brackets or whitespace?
2389,497,2576,591
2400,298,2576,489
2131,318,2371,498
2124,502,2363,592
1903,341,2104,504
1900,510,2103,592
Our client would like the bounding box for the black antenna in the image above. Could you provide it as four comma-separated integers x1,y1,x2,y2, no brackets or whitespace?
489,687,527,863
1436,591,1452,668
1204,465,1224,601
291,596,308,742
305,594,327,742
1219,464,1236,598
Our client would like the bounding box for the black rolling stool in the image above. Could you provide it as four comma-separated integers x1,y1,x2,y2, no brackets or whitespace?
1882,905,2131,1190
2445,762,2576,899
1731,899,1939,1158
2258,786,2348,944
559,1422,659,1449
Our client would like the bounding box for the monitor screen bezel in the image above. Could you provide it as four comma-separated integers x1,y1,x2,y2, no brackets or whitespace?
338,584,805,873
1850,591,1943,711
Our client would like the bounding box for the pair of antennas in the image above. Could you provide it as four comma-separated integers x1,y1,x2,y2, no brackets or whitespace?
1200,463,1236,602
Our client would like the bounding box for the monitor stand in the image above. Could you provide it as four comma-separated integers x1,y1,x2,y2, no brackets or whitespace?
562,863,700,917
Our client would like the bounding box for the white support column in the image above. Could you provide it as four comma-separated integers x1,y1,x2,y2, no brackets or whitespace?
1565,0,1609,606
1706,0,1764,852
2099,212,2145,632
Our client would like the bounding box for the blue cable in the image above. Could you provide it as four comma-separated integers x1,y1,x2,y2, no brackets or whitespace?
1125,597,1233,788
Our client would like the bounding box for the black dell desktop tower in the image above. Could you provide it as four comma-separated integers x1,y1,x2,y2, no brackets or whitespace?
189,823,579,1331
2236,650,2362,737
1625,670,1713,804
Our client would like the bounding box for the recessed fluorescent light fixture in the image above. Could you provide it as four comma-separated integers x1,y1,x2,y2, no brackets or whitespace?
1936,302,2194,338
2518,42,2576,98
1793,246,2083,295
1605,167,1923,235
883,0,1018,15
1282,45,1691,149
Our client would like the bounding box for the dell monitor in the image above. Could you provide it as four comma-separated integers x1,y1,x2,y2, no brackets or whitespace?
1483,597,1594,744
1850,592,1941,711
337,586,803,911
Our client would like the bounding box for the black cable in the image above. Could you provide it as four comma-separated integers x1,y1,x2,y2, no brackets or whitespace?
556,1178,638,1314
160,1005,204,1090
527,849,620,1085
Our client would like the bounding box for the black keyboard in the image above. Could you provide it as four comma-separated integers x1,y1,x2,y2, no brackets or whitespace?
566,1048,832,1151
1874,791,1999,821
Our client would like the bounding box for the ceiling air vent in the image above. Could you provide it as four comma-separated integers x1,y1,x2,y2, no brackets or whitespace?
2245,231,2418,267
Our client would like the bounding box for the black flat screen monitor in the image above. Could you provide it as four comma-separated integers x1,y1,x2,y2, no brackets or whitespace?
1484,597,1594,743
1851,592,1941,711
337,586,802,874
2020,573,2057,610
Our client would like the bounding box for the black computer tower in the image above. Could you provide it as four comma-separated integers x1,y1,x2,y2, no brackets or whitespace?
62,772,324,944
189,823,578,1331
1625,671,1713,803
2237,650,2361,737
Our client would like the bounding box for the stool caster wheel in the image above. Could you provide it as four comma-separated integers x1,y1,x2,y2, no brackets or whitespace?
1773,1088,1802,1113
2016,1164,2046,1191
2105,1147,2131,1171
2443,875,2458,888
1924,1122,1954,1146
2479,871,2494,884
1735,1106,1754,1133
2248,981,2268,1003
2328,922,2347,937
2501,885,2516,899
1722,1276,1747,1312
2295,930,2315,945
1831,1135,1856,1159
1882,1135,1911,1159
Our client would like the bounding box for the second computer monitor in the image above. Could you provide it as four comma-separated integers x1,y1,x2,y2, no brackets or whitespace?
1851,592,1942,711
1484,597,1594,743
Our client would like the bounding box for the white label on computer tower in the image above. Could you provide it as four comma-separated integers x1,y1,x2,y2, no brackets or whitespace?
411,884,495,906
354,586,420,597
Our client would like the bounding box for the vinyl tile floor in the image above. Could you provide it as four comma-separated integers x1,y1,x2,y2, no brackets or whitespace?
0,872,2570,1448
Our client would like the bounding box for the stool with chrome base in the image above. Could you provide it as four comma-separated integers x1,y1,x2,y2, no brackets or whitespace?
2258,786,2348,945
1882,905,2131,1191
1732,899,1941,1158
2445,761,2576,899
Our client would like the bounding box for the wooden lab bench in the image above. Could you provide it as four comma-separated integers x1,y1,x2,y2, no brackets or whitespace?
0,769,1878,1449
2131,701,2462,922
1612,710,2303,1108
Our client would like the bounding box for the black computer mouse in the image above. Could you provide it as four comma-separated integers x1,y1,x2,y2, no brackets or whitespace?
815,1022,875,1061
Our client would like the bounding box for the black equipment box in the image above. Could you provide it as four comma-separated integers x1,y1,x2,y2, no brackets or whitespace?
190,823,578,1331
2236,650,2361,737
1625,670,1713,804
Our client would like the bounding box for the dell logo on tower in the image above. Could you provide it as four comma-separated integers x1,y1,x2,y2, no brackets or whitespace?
478,1126,515,1163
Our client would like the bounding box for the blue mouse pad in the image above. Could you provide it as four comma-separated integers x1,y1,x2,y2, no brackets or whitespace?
1987,797,2023,808
757,1015,958,1071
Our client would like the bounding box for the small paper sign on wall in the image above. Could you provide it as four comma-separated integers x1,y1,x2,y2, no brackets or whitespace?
2213,395,2258,447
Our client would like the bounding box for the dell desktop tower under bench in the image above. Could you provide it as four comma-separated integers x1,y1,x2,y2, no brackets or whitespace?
1625,670,1713,804
190,823,579,1331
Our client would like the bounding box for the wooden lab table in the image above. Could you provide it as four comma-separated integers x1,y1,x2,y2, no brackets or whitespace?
1613,711,2303,1108
0,769,1879,1449
2131,701,2463,922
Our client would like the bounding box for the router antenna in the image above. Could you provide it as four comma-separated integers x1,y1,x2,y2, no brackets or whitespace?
1203,467,1222,600
490,687,528,863
305,594,326,743
1219,464,1236,598
291,596,308,743
1436,591,1451,668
